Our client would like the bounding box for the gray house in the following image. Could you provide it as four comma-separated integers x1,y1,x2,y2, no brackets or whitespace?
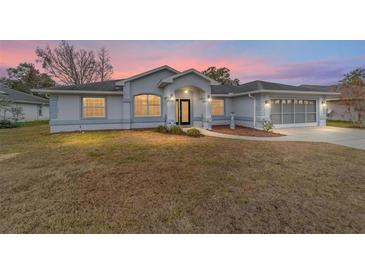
0,84,49,121
34,65,339,133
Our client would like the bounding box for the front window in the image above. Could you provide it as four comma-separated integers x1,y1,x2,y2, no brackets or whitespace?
211,99,225,115
82,97,106,118
134,95,161,116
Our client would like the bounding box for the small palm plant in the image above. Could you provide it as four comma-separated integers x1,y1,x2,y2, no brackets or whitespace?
263,120,273,132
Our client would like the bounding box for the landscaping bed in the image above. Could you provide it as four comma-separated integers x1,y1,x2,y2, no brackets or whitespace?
212,125,284,137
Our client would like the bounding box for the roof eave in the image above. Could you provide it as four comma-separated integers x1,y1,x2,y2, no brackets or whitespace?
257,89,341,96
214,89,341,97
32,89,123,95
14,100,49,105
211,93,232,97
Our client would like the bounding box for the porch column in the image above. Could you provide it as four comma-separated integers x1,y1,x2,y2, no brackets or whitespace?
319,96,327,127
122,82,131,129
164,87,176,127
263,94,271,122
203,90,212,130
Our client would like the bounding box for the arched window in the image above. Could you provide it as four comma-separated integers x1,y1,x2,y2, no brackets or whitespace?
134,95,161,117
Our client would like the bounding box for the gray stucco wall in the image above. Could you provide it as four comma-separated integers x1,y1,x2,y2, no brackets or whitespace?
262,93,327,128
50,69,176,132
128,69,176,128
211,97,233,126
163,73,212,128
50,94,125,133
46,68,330,133
216,93,328,129
231,95,254,127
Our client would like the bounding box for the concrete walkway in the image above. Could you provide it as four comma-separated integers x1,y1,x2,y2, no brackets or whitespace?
198,127,365,150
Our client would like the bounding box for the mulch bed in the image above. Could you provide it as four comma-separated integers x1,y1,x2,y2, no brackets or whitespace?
212,125,284,137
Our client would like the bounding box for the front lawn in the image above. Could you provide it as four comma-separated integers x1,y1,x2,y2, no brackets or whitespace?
327,119,365,129
0,125,364,233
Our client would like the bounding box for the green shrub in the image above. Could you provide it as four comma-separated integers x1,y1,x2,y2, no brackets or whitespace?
156,125,168,133
263,120,273,132
168,125,183,134
0,120,19,129
186,128,202,137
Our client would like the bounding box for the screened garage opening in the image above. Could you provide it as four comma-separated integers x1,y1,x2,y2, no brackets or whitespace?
270,99,317,125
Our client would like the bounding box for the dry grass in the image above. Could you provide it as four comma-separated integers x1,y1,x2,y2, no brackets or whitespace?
0,124,364,233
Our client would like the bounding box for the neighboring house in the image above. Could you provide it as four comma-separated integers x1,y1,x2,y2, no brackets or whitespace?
301,82,365,122
326,76,365,121
0,84,49,121
34,65,339,133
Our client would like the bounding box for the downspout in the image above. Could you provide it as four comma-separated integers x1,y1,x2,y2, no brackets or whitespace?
249,93,256,128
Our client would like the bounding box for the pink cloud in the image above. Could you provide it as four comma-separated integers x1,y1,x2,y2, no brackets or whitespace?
106,41,280,81
1,40,363,85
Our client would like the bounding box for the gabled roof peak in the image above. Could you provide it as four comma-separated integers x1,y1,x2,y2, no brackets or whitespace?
158,68,220,88
116,65,179,85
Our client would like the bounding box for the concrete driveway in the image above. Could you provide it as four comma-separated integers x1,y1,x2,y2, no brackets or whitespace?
274,126,365,150
200,126,365,150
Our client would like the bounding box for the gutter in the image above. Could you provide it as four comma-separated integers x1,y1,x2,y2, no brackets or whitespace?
31,89,123,96
14,100,49,105
212,90,341,98
248,93,256,128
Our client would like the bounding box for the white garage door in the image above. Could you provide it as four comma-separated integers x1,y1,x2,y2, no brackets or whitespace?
270,99,317,126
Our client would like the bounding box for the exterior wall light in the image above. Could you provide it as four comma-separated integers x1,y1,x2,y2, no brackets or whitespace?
321,100,327,107
207,95,212,102
170,94,175,101
265,100,271,106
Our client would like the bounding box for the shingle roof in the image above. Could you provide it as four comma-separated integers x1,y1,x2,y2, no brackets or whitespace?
44,79,124,91
211,80,336,94
299,84,338,92
0,84,49,104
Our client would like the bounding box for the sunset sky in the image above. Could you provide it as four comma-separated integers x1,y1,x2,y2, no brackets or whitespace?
1,40,365,85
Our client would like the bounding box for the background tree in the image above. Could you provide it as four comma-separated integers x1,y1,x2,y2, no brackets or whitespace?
97,48,113,82
343,67,365,85
0,63,55,95
202,66,240,85
36,41,114,85
0,96,12,120
0,94,23,124
10,106,24,122
340,69,365,127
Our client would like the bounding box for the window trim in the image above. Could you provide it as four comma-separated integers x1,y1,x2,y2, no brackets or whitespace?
81,96,107,119
38,105,43,116
133,94,162,117
211,98,225,116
